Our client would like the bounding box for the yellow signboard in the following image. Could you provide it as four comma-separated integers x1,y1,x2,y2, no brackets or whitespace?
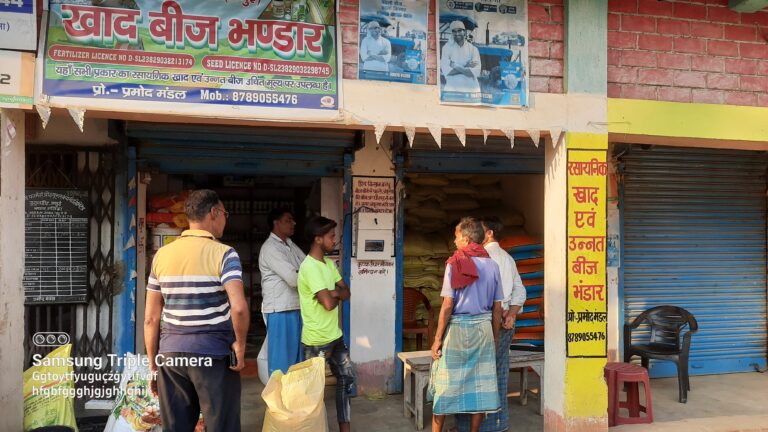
566,148,608,358
0,50,34,109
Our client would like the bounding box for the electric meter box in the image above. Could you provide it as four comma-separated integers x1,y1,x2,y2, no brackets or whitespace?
354,212,394,260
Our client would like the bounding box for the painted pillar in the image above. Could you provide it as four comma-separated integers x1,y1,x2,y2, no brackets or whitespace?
543,1,609,430
0,109,26,430
113,145,137,357
348,132,399,395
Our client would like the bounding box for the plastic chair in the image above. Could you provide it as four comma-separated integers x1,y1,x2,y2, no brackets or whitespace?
604,362,653,426
624,305,699,403
403,287,435,350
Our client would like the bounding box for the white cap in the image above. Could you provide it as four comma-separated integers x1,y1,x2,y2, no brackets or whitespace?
368,21,381,29
450,20,465,31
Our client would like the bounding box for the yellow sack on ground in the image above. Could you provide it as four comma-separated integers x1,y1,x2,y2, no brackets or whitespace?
262,357,328,432
23,344,78,432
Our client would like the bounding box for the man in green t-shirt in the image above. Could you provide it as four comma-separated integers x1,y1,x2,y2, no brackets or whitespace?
298,216,353,432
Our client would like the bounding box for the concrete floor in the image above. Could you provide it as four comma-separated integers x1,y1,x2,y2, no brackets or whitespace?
243,370,768,432
613,372,768,432
242,369,544,431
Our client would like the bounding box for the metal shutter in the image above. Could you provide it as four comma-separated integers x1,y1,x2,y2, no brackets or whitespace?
124,122,359,177
621,145,768,377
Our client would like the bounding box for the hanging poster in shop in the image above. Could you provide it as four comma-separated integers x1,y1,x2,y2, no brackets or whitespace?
40,0,340,119
24,189,90,305
0,50,35,108
358,0,427,84
437,0,527,107
0,0,36,51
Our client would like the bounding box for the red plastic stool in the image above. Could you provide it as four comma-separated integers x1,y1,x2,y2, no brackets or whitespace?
604,362,653,426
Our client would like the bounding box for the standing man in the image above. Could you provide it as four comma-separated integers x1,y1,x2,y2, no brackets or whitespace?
360,21,392,72
144,189,249,432
298,216,354,432
431,217,503,432
457,216,527,431
259,207,306,376
440,20,482,93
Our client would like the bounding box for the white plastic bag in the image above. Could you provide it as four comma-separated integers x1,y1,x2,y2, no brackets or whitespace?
262,357,328,432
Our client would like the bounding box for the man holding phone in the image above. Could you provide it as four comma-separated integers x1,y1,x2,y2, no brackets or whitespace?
144,189,250,432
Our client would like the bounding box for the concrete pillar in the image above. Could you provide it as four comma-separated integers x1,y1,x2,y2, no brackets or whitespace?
0,108,26,430
544,133,610,431
348,131,399,394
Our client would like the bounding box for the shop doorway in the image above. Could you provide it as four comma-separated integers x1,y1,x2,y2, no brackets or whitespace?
125,122,357,361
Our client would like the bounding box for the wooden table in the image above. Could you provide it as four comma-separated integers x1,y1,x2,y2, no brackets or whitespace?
509,349,545,415
397,351,433,430
397,348,546,430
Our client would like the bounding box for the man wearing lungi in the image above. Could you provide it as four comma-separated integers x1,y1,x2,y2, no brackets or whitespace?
457,217,527,431
431,217,504,432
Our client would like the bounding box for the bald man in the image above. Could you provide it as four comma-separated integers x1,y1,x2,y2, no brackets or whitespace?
440,20,481,93
360,21,392,72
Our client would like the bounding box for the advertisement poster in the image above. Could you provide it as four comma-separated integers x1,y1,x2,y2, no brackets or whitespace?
0,50,35,108
42,0,339,118
566,148,608,358
0,0,37,51
437,0,527,107
358,0,427,84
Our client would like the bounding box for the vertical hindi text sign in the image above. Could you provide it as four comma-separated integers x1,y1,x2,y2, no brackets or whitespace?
566,149,608,357
24,189,90,304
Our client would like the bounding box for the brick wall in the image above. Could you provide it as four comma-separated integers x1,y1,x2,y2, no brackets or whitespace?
608,0,768,106
340,0,565,93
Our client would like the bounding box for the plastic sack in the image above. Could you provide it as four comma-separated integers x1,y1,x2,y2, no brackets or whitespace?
23,344,78,432
262,357,328,432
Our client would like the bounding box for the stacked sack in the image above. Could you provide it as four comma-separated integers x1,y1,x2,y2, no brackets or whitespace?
402,174,527,351
405,174,525,233
501,235,545,348
147,191,191,229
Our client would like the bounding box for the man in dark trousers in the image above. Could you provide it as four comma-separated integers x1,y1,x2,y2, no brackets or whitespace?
144,189,249,432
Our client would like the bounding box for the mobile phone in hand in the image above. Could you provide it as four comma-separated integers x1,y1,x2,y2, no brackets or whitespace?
229,350,237,368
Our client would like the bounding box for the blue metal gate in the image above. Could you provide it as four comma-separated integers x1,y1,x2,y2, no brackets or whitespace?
620,145,768,377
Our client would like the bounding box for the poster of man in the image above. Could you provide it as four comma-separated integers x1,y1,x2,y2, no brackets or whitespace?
437,0,528,107
358,0,428,84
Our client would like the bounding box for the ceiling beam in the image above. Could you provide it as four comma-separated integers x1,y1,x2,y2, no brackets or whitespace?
729,0,768,13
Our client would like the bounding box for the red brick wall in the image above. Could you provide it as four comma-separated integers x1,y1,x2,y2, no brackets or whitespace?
608,0,768,106
340,0,565,93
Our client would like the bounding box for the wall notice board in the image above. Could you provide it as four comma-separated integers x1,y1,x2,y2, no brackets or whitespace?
24,189,90,304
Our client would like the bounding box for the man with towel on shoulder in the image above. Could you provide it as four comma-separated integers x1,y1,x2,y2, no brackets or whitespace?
430,217,503,432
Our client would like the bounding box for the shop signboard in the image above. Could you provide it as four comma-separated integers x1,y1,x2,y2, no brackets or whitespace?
566,140,608,358
24,189,90,305
0,0,36,51
40,0,340,120
0,50,34,108
436,0,527,107
358,0,428,84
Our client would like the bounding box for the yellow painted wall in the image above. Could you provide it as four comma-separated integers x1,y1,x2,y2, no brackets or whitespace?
608,98,768,142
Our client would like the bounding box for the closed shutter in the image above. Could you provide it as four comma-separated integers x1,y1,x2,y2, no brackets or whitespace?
126,122,359,177
622,145,768,377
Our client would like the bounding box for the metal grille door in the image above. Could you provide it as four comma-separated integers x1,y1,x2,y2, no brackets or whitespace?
621,145,768,377
25,148,117,376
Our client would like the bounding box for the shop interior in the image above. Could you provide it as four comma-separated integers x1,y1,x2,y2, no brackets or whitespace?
400,134,546,354
144,173,324,355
